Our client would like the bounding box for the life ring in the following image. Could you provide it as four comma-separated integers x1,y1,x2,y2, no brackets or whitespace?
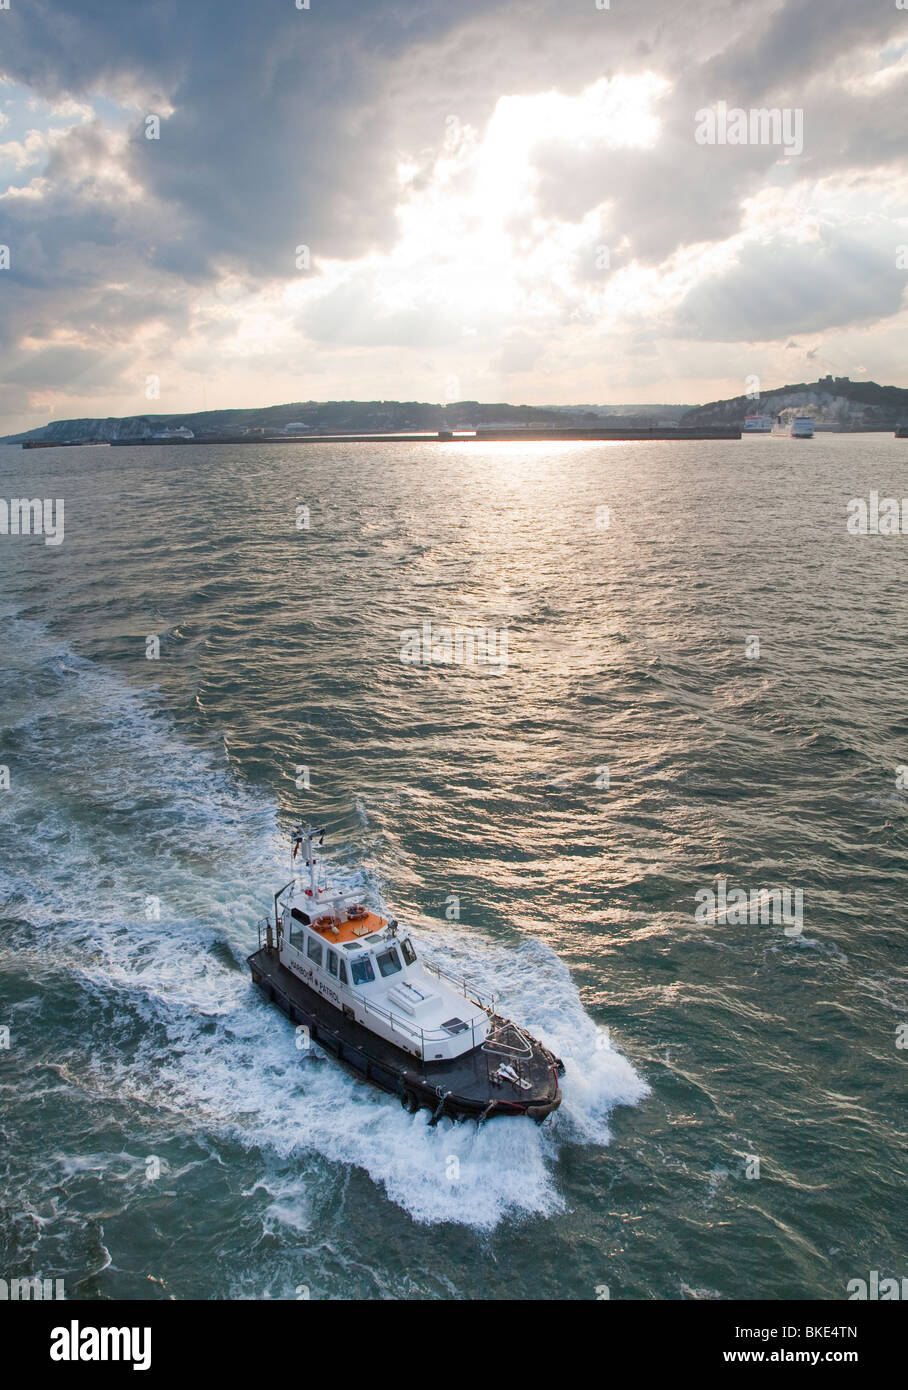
346,903,367,920
314,914,335,930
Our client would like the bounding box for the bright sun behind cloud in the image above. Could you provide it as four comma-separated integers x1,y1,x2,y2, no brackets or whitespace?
285,74,670,345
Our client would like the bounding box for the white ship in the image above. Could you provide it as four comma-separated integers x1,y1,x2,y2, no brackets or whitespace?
248,825,565,1122
743,414,773,433
772,411,814,438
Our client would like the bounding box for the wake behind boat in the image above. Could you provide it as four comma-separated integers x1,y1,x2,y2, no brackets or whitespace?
247,825,564,1122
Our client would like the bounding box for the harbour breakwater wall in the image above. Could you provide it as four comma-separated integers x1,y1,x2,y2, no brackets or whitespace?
96,426,742,446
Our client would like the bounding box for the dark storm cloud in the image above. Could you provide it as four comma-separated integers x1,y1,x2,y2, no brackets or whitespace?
2,341,133,390
689,0,901,106
675,225,908,342
0,117,193,359
527,0,908,266
1,0,907,414
1,1,502,399
2,0,500,273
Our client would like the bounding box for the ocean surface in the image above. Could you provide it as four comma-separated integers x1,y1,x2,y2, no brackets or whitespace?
0,434,905,1301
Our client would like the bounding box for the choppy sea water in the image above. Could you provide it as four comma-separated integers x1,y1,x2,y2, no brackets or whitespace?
0,435,905,1301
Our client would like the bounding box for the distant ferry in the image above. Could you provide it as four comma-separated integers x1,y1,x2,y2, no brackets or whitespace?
743,415,773,433
772,413,814,438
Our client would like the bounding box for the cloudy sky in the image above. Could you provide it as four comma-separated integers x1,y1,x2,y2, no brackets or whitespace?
1,0,907,433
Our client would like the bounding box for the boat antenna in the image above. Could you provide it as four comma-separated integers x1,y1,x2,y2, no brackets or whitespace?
290,823,326,895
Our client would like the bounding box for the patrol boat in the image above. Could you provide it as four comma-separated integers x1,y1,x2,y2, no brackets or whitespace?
247,825,564,1122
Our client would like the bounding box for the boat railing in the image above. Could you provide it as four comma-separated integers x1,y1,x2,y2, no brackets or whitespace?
357,993,485,1063
421,958,498,1014
275,880,296,909
257,916,281,953
482,1021,534,1059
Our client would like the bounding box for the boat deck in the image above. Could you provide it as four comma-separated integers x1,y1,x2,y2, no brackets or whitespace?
303,909,386,945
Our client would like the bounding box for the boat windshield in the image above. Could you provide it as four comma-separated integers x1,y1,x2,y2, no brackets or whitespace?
351,955,375,986
376,946,402,978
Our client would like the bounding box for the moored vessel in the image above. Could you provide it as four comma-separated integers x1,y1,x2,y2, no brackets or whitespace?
247,825,564,1123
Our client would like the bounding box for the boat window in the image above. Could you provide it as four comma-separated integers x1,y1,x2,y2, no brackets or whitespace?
351,955,375,986
306,935,323,967
338,957,348,986
290,907,311,926
376,946,402,978
289,919,306,952
401,937,416,966
326,949,338,978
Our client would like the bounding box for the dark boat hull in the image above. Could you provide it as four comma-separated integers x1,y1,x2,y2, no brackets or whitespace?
247,946,563,1123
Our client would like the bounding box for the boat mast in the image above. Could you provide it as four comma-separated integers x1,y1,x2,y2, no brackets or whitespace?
292,822,324,897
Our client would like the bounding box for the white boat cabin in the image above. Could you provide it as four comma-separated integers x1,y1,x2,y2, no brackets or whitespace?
276,828,492,1062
